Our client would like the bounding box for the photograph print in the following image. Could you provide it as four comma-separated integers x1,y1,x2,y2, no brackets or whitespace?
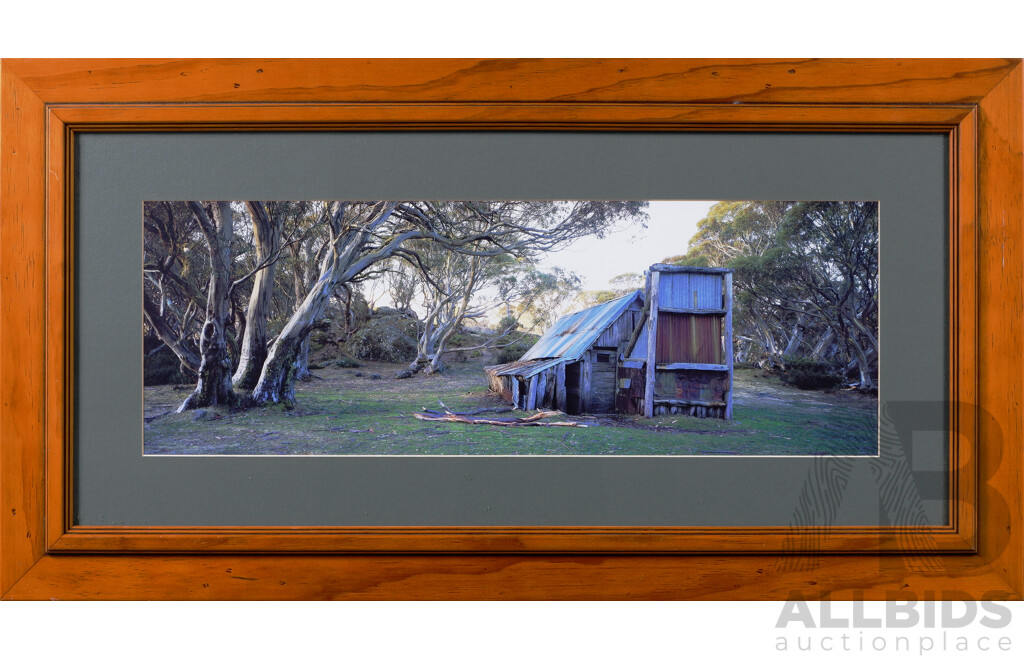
143,200,879,456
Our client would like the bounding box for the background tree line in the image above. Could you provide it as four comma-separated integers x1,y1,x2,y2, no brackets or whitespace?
144,200,648,411
572,201,879,390
667,200,879,390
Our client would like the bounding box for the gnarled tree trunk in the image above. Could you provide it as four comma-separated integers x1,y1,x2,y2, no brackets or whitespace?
403,294,461,377
782,314,805,357
810,326,835,360
289,236,318,382
401,252,494,378
849,340,876,390
177,201,235,412
251,202,403,407
750,306,782,368
249,275,338,406
841,306,878,390
232,201,283,390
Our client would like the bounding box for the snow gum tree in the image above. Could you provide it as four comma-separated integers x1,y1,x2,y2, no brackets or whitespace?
153,199,648,411
176,201,236,412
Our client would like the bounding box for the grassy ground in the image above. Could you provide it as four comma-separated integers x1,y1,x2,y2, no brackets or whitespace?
143,358,878,456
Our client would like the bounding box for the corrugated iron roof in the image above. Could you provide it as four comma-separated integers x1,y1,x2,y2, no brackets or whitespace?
484,357,566,378
520,290,644,362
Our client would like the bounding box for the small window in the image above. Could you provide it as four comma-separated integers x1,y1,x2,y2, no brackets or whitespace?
596,353,611,363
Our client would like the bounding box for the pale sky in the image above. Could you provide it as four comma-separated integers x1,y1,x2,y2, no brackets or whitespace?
535,200,715,292
369,200,717,325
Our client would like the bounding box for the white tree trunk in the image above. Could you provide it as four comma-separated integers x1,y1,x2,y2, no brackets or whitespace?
849,340,876,390
841,307,877,390
403,255,482,377
750,306,781,367
783,314,805,357
811,326,835,360
232,201,283,390
250,202,402,406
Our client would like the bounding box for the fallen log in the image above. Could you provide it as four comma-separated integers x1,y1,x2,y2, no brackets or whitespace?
421,405,516,417
413,409,588,428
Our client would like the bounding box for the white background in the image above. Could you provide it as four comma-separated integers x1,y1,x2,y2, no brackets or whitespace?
2,2,1022,658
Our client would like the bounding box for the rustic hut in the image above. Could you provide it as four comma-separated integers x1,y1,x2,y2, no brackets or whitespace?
485,291,645,413
618,265,734,419
485,265,733,420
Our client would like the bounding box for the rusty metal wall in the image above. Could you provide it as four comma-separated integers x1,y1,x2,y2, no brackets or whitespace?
653,369,728,403
655,313,723,364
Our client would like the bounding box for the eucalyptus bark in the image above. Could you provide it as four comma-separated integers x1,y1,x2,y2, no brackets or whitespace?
231,201,283,390
848,340,876,390
405,297,461,376
841,308,877,390
230,300,246,365
401,256,516,378
750,306,781,367
177,201,236,412
407,297,471,376
402,253,481,377
810,326,835,360
289,238,316,382
782,315,805,357
250,202,403,407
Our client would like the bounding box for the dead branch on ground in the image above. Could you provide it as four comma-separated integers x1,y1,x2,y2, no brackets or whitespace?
414,409,588,428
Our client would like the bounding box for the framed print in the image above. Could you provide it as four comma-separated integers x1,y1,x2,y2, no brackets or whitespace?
1,59,1021,600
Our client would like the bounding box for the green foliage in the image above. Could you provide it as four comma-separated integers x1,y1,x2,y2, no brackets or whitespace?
371,306,408,318
496,315,519,333
607,272,643,290
779,357,842,391
340,287,372,326
307,316,335,351
496,347,524,364
575,290,621,308
496,333,538,364
143,337,193,386
513,266,583,330
334,356,361,368
663,200,878,386
661,253,709,267
574,271,645,311
348,313,420,363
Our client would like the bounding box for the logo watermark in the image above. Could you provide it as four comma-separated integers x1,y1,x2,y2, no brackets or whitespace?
771,402,1013,654
774,593,1013,654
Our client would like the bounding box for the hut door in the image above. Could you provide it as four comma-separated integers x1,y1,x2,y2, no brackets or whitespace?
590,350,617,412
564,362,582,415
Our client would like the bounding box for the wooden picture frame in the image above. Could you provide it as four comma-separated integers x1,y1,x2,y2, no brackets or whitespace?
1,59,1020,599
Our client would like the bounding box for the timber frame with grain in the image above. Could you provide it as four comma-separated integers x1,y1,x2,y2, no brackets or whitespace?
1,57,1019,601
486,264,733,419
